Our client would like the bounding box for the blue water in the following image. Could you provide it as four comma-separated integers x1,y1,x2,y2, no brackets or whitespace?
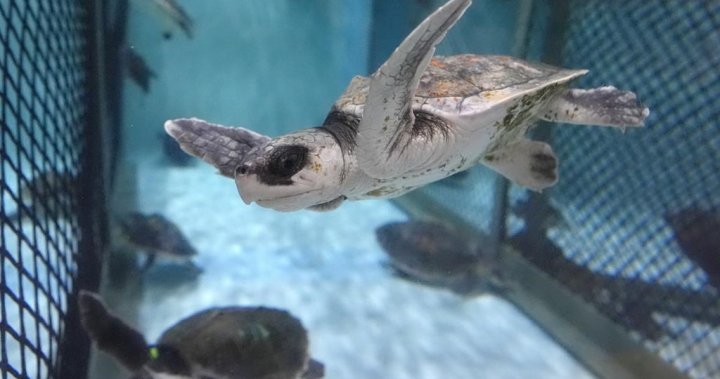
104,1,593,378
1,0,716,378
122,0,370,156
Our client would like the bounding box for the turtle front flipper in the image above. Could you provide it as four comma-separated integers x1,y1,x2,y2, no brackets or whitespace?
356,0,471,179
78,291,150,372
540,86,650,128
164,118,271,178
482,139,558,191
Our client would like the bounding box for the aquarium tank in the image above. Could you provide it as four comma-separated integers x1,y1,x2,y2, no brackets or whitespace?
1,0,718,378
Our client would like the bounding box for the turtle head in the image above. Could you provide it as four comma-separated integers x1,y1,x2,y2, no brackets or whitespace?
234,129,345,211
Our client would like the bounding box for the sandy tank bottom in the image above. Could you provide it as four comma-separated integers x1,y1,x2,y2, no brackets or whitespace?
121,157,595,379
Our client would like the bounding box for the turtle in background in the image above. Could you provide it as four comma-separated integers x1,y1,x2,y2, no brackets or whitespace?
117,212,199,272
511,191,566,234
375,221,508,296
7,170,77,223
78,291,324,379
123,45,157,93
665,207,720,290
164,0,648,212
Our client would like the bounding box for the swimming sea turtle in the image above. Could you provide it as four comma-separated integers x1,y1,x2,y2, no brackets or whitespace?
375,221,507,296
78,291,324,379
164,0,649,212
117,212,198,271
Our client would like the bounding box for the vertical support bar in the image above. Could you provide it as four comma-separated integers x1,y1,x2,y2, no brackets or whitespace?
56,0,109,378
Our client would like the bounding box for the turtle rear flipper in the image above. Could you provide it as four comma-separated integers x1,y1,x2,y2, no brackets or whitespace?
78,291,150,372
482,139,558,191
541,86,649,128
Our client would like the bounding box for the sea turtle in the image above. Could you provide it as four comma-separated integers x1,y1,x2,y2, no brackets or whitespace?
164,0,649,212
124,45,157,94
375,221,507,296
8,170,76,223
117,212,199,271
665,208,720,289
78,291,324,379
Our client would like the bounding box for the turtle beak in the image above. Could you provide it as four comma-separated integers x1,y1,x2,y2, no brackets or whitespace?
234,161,261,204
235,174,259,205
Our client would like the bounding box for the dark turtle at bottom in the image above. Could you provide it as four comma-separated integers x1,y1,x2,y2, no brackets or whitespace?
79,291,324,379
375,221,508,296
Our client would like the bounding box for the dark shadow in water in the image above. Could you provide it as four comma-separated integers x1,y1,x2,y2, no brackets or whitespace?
510,192,720,341
665,207,720,290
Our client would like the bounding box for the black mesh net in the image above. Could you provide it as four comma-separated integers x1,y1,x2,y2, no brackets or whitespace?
1,0,94,378
509,1,720,378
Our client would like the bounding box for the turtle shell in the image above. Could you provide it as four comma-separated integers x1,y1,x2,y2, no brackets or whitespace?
333,54,586,118
375,221,480,281
154,306,312,379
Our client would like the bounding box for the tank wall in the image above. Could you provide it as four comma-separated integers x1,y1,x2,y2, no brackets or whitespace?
121,0,372,161
505,1,720,378
0,1,109,378
60,1,720,379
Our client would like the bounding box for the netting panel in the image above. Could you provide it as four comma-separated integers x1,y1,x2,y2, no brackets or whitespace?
0,1,88,378
509,1,719,378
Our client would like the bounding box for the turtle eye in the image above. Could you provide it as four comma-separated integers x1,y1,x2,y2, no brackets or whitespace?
268,146,308,178
148,344,191,376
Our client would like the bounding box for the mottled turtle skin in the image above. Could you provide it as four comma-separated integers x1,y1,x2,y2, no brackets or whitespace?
78,291,324,379
375,221,506,295
164,0,648,212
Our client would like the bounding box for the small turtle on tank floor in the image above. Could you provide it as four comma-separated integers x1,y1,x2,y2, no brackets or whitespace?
117,212,199,271
375,221,508,296
165,0,649,212
78,291,324,379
